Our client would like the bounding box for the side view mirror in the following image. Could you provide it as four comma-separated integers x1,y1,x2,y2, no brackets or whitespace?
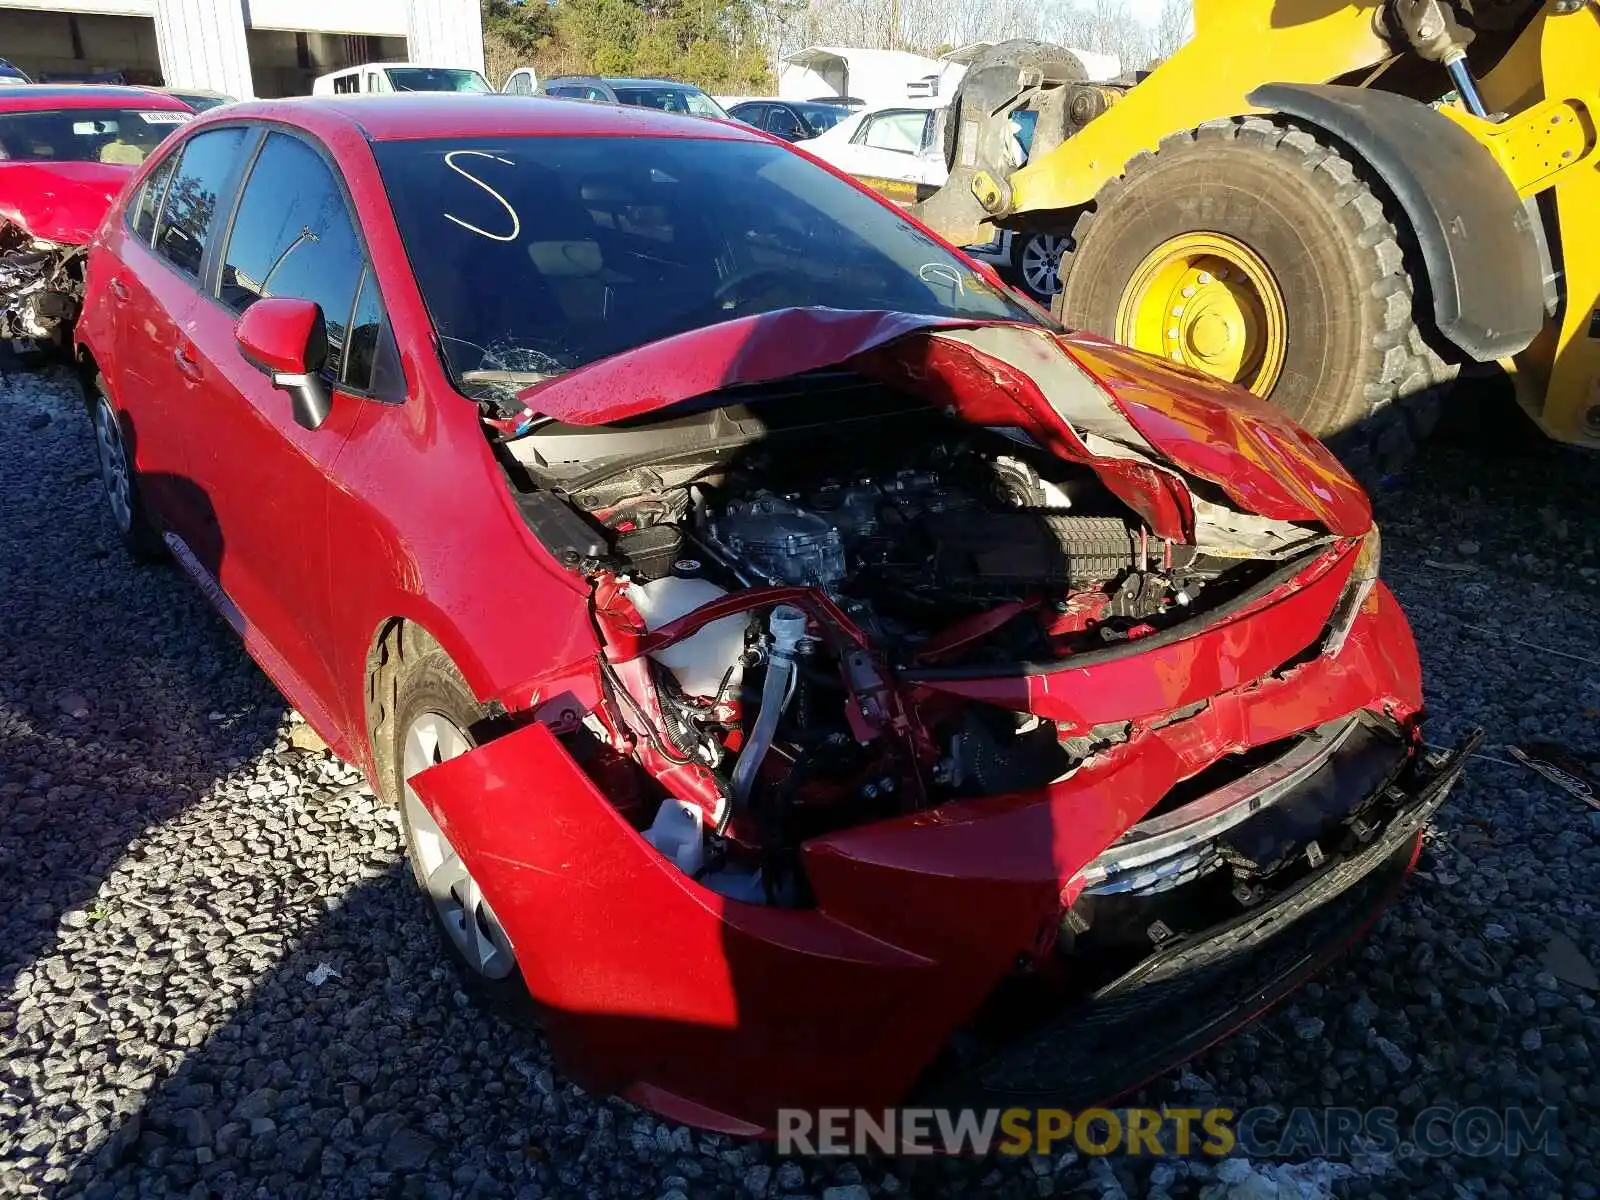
234,296,333,430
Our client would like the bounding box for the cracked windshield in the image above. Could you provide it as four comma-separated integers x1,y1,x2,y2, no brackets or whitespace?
374,135,1046,402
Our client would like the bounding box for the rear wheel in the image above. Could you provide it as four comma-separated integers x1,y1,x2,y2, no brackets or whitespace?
88,379,165,563
1056,117,1457,481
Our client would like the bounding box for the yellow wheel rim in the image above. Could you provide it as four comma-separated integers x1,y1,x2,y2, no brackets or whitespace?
1114,233,1288,396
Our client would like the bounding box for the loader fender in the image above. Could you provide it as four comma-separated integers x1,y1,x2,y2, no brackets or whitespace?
1249,83,1543,362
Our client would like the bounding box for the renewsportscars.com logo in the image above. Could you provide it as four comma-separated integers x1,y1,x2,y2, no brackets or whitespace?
777,1105,1559,1159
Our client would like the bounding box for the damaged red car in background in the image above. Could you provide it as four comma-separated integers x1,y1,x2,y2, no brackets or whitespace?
74,96,1477,1136
1,85,191,352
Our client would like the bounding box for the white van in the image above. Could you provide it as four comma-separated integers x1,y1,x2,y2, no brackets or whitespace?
311,63,493,96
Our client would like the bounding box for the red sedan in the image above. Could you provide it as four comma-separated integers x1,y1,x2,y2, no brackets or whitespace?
74,95,1474,1135
1,84,192,349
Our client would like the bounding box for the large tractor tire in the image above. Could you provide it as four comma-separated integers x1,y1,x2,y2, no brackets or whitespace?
1055,116,1457,481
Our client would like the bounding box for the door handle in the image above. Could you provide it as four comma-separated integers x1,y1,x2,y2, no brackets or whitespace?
108,277,130,302
173,345,203,382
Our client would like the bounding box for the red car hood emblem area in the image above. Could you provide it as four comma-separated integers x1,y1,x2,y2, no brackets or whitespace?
0,161,136,244
517,308,1370,544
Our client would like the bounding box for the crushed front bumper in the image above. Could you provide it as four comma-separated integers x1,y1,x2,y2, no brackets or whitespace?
918,724,1483,1108
409,586,1450,1134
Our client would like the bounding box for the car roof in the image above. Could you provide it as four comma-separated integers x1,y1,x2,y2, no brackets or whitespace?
547,76,702,90
603,78,702,89
157,86,231,100
0,85,193,113
199,94,763,143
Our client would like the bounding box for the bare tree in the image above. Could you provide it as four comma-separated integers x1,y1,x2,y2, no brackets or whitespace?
1043,0,1152,72
773,0,1165,71
1152,0,1195,59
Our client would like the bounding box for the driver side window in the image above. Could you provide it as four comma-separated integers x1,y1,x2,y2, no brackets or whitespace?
219,132,374,389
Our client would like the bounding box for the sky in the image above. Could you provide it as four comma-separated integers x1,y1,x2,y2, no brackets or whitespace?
1128,0,1165,25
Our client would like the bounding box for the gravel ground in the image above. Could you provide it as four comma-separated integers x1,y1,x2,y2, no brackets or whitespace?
2,365,1598,1200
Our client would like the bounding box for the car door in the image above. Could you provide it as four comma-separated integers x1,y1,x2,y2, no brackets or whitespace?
98,125,250,533
730,102,767,129
177,128,386,728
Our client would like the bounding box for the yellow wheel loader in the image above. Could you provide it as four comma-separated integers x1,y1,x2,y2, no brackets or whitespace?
915,0,1600,476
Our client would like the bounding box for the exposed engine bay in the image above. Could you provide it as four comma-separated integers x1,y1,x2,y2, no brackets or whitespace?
0,223,83,346
490,366,1351,907
500,377,1293,665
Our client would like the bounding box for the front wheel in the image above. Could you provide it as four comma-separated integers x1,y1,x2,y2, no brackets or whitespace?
375,629,533,1017
1056,117,1457,481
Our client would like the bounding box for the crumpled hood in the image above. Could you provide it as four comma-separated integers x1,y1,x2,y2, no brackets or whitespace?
1056,334,1372,535
0,161,134,244
516,308,1371,544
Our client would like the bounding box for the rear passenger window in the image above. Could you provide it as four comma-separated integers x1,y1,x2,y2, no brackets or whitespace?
219,132,369,385
153,127,247,277
131,151,178,244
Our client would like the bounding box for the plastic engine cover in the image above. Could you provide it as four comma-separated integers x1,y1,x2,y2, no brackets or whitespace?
714,494,846,588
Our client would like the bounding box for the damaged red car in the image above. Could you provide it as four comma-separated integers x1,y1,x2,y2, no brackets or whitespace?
1,85,192,352
74,96,1475,1135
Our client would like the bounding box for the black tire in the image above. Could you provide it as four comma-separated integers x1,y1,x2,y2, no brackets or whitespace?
943,39,1087,171
372,624,534,1019
86,375,166,563
1055,117,1457,483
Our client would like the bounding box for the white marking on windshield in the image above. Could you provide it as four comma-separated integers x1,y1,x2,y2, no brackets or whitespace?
919,261,966,296
442,150,521,243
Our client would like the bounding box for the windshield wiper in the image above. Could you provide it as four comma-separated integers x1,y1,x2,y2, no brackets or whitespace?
460,369,558,387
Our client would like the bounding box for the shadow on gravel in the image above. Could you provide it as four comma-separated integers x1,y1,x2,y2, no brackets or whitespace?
0,380,283,995
1372,373,1600,596
55,865,594,1200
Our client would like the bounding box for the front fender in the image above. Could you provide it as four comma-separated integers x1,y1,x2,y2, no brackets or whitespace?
1249,83,1544,362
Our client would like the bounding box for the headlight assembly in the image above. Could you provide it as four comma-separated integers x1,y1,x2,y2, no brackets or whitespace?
1324,526,1381,657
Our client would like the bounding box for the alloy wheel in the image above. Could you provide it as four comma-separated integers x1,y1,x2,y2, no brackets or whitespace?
1020,233,1068,299
93,396,134,533
402,713,517,980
